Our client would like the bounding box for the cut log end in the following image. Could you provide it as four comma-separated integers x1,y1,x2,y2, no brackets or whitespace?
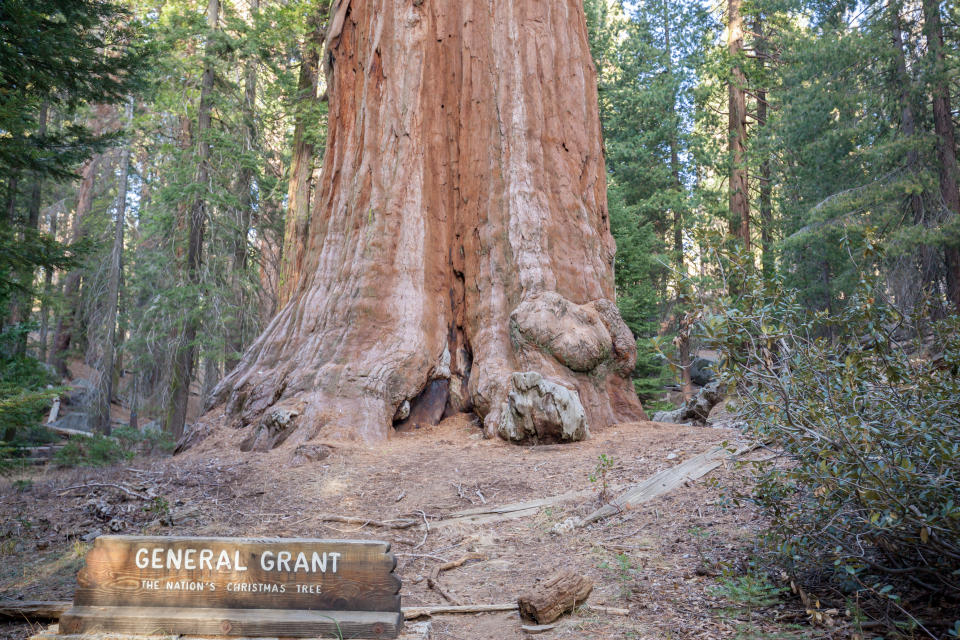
517,570,593,625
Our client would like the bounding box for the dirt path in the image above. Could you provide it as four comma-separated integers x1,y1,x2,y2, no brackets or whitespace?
1,418,818,639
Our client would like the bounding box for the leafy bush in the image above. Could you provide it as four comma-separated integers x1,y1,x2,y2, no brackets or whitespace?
54,434,130,467
0,336,60,470
53,426,174,467
701,243,960,625
113,425,175,455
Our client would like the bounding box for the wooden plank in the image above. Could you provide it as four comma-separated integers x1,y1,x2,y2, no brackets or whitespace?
577,442,757,526
73,536,400,613
0,600,71,620
59,606,402,639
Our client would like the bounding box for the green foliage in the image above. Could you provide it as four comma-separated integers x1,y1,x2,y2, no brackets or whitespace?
144,495,171,521
113,425,175,455
53,426,174,467
588,453,615,502
54,433,129,467
599,552,639,600
710,571,785,609
0,338,59,469
701,241,960,622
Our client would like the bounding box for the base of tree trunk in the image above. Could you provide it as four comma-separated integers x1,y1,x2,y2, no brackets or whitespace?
183,0,646,453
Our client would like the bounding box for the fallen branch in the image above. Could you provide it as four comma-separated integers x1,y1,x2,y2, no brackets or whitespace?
429,552,485,581
426,576,459,605
581,604,629,616
402,603,517,619
521,622,558,634
315,514,418,529
46,425,100,439
58,483,150,500
425,551,485,606
400,602,628,621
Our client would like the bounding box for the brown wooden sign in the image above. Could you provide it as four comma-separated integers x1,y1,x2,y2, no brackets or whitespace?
59,535,402,638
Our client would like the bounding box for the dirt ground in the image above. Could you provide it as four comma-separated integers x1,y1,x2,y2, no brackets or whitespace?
1,417,826,639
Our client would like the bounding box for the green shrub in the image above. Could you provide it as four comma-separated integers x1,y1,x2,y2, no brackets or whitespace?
113,425,175,455
0,338,60,470
54,434,130,467
700,242,960,625
53,425,174,467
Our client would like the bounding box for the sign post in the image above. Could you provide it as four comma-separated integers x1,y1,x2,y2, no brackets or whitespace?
59,535,402,638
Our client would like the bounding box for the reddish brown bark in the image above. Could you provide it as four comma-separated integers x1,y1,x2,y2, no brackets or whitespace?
278,5,329,308
206,0,645,447
922,0,960,313
51,104,115,376
728,0,749,249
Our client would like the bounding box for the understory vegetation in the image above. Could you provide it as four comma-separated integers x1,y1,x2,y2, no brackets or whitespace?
703,244,960,634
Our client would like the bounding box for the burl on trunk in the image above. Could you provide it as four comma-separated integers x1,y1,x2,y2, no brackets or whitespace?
203,0,646,449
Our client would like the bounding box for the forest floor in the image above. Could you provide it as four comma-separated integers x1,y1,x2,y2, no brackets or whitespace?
1,416,834,639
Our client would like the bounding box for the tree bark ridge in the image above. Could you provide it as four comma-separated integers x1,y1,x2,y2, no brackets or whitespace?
205,0,645,448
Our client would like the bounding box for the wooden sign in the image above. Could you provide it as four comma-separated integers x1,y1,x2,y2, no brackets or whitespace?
59,535,402,638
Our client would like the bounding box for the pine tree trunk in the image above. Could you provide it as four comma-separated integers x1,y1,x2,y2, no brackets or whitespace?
279,4,330,307
51,104,116,375
166,0,218,439
893,2,937,299
727,0,749,249
96,100,133,436
205,0,646,448
8,103,49,355
664,2,691,398
226,0,261,372
922,0,960,313
754,16,773,279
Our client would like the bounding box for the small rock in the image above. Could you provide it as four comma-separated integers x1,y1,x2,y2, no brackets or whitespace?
290,444,332,467
550,517,579,535
82,529,102,542
666,452,677,460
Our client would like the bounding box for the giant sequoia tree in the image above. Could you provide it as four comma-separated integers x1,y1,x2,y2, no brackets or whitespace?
202,0,646,448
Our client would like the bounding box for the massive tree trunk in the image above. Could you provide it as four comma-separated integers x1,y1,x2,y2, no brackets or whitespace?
279,4,330,308
204,0,646,448
922,0,960,313
727,0,749,249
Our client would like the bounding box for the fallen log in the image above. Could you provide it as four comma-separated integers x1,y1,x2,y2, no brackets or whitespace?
0,600,71,621
430,485,622,529
316,513,418,529
577,442,759,527
518,569,593,624
402,603,518,620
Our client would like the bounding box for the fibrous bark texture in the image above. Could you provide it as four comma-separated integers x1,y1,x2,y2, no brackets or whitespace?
206,0,646,446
